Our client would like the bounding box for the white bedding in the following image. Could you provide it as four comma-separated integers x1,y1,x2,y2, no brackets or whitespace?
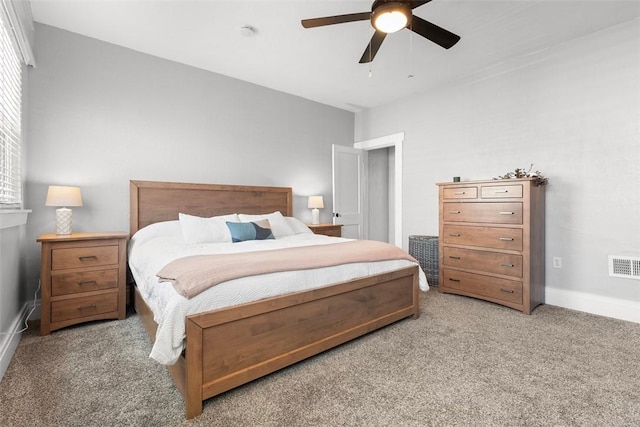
128,221,429,365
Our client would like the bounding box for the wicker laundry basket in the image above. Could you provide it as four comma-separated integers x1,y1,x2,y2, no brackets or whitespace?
408,235,439,287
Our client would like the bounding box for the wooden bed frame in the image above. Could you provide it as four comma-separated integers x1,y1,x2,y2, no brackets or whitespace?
129,180,420,419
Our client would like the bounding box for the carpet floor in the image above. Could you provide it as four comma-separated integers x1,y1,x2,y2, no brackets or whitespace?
1,290,639,426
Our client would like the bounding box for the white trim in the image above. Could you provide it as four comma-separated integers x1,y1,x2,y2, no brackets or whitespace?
546,286,640,324
0,300,34,381
1,0,35,66
0,209,30,230
354,132,405,247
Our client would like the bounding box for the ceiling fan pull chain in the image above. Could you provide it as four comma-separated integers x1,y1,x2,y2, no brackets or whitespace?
408,20,415,78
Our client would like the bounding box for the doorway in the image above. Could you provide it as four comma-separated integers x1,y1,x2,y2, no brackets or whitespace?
355,132,404,247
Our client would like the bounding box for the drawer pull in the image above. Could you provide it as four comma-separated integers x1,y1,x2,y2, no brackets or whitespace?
499,211,514,215
494,190,509,193
448,278,461,283
454,191,466,195
78,255,98,261
449,256,461,260
499,237,514,241
449,210,461,214
499,288,515,294
78,304,97,310
500,263,514,268
449,233,461,237
78,280,97,286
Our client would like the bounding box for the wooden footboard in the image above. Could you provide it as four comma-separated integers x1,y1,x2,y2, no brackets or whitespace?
135,265,419,419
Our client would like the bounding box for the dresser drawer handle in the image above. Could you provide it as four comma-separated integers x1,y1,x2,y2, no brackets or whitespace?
454,191,466,195
499,237,514,241
449,211,461,214
78,280,97,286
499,288,515,294
499,211,514,215
449,233,461,237
78,304,97,310
78,255,98,261
494,190,509,193
500,263,514,268
448,278,461,283
449,256,461,260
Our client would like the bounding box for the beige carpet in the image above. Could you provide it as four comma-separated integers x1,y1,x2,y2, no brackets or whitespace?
1,290,639,426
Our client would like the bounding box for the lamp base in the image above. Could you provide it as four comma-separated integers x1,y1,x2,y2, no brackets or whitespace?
55,207,73,235
311,208,320,225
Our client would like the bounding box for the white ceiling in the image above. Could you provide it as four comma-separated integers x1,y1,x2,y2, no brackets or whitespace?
29,0,640,112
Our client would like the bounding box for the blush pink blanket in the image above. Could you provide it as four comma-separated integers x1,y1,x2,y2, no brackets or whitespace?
156,240,418,299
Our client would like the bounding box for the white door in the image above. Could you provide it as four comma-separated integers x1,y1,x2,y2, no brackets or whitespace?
332,144,367,239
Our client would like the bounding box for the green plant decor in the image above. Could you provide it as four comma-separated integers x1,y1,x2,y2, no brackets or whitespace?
494,164,548,186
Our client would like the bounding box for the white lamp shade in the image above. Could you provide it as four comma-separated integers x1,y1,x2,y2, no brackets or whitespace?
307,196,324,209
45,186,83,207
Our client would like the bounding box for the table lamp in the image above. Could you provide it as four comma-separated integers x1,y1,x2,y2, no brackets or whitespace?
45,185,83,235
308,195,324,225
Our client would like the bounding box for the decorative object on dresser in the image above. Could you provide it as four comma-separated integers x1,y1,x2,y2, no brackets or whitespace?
38,232,128,335
44,185,83,235
307,223,343,237
436,178,545,314
307,195,324,225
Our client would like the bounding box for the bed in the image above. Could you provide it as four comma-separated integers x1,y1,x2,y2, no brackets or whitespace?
129,180,424,419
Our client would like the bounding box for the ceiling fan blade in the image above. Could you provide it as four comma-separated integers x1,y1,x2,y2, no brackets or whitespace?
301,12,371,28
409,1,433,9
359,30,387,64
409,15,460,49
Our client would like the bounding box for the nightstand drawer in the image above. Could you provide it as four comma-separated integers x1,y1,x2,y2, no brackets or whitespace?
51,293,118,323
443,202,523,224
52,269,119,296
443,269,523,304
52,245,119,270
443,247,523,278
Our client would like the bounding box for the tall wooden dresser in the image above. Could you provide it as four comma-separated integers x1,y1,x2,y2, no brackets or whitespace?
436,178,545,314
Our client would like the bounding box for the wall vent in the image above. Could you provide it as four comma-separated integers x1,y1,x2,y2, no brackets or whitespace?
608,256,640,280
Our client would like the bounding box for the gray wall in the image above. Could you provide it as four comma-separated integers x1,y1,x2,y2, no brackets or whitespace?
355,19,640,320
23,24,354,308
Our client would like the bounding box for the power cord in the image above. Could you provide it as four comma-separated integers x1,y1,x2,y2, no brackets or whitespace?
0,280,40,336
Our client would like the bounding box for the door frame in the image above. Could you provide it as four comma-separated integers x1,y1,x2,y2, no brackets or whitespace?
354,132,404,248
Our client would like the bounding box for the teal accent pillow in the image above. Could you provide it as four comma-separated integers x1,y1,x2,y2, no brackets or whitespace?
226,219,274,243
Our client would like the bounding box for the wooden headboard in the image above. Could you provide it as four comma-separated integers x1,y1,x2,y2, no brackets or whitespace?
130,180,293,236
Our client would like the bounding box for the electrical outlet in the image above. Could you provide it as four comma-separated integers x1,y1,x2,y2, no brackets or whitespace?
553,257,562,269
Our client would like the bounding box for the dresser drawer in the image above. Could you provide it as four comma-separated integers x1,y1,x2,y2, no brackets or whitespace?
51,269,119,296
480,184,523,199
443,187,477,199
50,293,118,323
443,269,523,304
443,247,523,278
443,202,522,224
52,245,119,270
443,225,523,250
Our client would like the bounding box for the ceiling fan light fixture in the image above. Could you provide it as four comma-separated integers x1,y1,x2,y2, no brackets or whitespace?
372,2,411,34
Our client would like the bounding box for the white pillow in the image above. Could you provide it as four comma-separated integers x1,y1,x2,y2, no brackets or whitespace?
179,212,239,243
238,211,295,238
130,220,182,246
284,216,313,234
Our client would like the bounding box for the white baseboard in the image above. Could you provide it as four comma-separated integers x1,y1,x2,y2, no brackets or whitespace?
0,301,36,382
546,286,640,324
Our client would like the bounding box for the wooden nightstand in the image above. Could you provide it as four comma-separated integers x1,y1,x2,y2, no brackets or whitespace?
37,232,128,335
307,223,343,237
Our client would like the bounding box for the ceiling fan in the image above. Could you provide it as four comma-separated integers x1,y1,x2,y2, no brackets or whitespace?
301,0,460,64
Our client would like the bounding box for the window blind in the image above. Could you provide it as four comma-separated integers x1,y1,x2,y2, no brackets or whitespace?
0,10,22,207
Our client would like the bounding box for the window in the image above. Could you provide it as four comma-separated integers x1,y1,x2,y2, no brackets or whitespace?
0,8,22,207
